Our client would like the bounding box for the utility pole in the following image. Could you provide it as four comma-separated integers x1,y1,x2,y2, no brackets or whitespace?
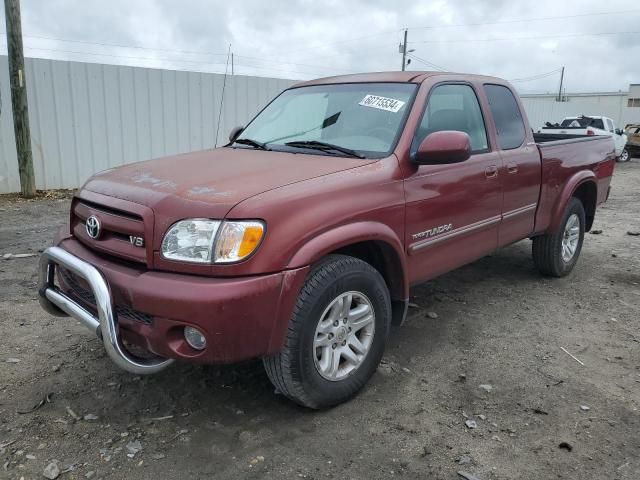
231,52,234,75
401,29,408,71
557,66,565,102
4,0,35,197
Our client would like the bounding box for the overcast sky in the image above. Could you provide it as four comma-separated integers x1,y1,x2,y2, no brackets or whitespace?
1,0,639,93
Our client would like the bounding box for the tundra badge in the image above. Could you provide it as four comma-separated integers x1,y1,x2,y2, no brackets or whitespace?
412,223,453,240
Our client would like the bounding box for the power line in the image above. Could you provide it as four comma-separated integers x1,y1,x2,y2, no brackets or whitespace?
0,31,230,57
410,30,640,44
406,53,448,72
0,43,351,78
510,68,563,83
0,35,359,75
407,9,640,30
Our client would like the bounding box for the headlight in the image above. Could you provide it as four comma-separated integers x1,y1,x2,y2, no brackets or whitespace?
161,219,264,264
161,219,221,263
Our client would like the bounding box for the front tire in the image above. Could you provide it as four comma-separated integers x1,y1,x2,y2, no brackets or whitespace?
263,255,391,409
617,148,630,162
532,197,585,277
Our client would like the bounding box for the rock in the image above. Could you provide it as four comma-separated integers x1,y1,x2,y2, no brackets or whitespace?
478,384,493,393
456,455,472,465
426,311,438,319
491,435,502,442
457,471,482,480
627,231,640,236
589,230,603,234
408,302,420,309
401,367,411,373
126,440,143,456
150,453,166,460
580,405,590,411
558,441,573,452
26,454,36,460
85,471,96,479
5,358,21,363
478,414,486,421
12,253,37,258
83,414,99,421
43,462,60,479
458,373,467,382
464,420,477,429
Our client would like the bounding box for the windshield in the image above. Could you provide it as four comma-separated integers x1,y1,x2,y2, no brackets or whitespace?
236,83,417,158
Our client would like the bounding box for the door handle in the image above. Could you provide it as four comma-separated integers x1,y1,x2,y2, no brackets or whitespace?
507,162,519,174
485,165,498,179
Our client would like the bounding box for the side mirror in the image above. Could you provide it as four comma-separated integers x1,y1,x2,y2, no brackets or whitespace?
413,130,471,165
615,128,623,136
229,125,244,143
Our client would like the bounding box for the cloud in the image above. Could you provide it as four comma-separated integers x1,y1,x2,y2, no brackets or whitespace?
2,0,638,93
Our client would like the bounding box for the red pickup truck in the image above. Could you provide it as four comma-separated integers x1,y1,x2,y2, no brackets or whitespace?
38,72,616,409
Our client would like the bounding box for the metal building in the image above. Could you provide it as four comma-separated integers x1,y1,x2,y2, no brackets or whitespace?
520,84,640,131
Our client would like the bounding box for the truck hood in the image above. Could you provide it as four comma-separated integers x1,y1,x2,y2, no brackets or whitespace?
82,147,372,218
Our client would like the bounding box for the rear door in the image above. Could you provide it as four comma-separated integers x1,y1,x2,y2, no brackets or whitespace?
483,84,541,246
403,82,503,283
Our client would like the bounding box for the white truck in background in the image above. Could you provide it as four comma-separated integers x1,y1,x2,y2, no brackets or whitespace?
538,115,630,162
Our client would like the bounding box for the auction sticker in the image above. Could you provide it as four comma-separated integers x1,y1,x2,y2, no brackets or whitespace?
359,95,405,113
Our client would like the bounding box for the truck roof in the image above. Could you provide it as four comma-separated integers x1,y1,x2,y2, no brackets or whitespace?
293,71,510,88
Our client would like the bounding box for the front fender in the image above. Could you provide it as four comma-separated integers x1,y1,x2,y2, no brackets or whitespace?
286,221,408,299
548,170,597,233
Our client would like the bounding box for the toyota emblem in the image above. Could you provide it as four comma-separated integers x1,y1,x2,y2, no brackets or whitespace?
85,216,101,239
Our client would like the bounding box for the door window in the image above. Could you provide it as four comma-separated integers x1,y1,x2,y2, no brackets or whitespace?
415,84,488,153
484,84,526,150
605,118,614,132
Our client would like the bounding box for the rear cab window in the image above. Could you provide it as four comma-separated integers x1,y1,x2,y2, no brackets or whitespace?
484,84,526,150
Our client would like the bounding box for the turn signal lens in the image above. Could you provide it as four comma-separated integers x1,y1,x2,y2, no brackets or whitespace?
214,221,265,263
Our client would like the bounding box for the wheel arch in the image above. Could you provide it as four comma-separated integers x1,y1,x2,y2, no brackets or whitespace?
548,171,598,233
286,222,409,304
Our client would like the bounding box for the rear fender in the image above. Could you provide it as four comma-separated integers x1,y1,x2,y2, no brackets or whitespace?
547,171,597,233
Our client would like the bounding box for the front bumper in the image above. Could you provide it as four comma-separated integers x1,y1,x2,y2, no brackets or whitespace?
38,239,308,374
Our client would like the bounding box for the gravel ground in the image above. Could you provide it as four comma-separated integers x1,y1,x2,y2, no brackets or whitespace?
0,160,639,480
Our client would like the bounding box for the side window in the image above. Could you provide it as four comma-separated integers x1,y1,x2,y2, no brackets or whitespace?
415,84,488,152
606,119,614,132
484,84,526,150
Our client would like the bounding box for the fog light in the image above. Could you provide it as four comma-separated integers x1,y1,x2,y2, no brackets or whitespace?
184,326,206,350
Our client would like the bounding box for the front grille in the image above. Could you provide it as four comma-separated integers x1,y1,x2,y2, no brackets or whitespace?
71,199,149,265
58,268,153,325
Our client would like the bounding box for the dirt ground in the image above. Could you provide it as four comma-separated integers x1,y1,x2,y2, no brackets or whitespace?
0,161,639,480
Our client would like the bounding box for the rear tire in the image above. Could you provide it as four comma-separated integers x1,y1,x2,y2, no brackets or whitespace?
263,254,391,409
532,197,585,277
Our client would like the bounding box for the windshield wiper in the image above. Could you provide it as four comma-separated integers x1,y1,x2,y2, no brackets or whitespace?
284,140,365,159
233,138,270,150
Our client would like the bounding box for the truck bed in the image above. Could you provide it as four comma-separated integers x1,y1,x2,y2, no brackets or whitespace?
533,132,598,143
533,134,616,234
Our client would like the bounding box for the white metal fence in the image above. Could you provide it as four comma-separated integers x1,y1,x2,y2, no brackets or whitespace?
520,93,640,131
0,55,294,194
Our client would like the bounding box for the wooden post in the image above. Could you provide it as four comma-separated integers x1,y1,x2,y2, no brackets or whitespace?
4,0,36,197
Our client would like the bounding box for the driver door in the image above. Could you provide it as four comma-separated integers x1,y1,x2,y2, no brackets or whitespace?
403,83,503,284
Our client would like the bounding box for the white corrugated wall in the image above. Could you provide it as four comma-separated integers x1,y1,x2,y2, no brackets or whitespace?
519,93,640,131
0,55,294,194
